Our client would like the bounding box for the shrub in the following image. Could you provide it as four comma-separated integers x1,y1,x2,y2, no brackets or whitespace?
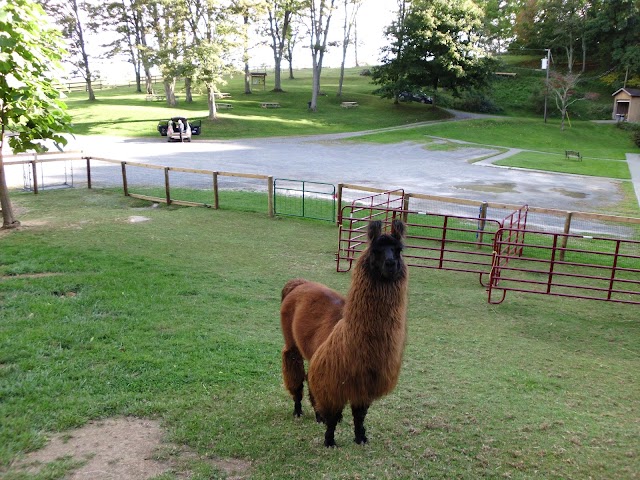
453,92,504,114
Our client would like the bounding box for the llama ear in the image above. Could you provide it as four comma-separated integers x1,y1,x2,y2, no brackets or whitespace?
368,221,382,241
391,219,406,240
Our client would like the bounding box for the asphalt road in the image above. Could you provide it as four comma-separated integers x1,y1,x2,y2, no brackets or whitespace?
80,132,626,211
5,124,636,214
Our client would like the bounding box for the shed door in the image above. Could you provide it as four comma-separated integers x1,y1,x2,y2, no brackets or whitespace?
616,100,630,116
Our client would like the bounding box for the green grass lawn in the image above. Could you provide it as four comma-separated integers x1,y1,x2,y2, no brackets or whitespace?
1,188,638,479
354,117,639,161
65,68,451,139
494,151,632,179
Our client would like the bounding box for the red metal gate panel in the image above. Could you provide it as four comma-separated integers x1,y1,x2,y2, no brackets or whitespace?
337,190,406,272
488,228,640,305
337,204,504,283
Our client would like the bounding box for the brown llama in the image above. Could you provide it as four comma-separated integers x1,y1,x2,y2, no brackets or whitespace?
280,219,408,447
280,278,345,418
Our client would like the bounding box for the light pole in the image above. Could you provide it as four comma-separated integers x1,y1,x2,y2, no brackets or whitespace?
543,48,551,123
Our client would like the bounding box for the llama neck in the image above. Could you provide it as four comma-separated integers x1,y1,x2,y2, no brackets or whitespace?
344,259,408,332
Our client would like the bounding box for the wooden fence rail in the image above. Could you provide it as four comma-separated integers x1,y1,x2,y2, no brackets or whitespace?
4,153,639,234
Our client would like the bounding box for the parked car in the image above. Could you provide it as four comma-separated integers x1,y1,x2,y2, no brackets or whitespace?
157,117,202,142
398,91,433,104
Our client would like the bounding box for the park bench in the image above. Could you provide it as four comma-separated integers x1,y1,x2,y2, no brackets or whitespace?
341,101,359,108
565,150,582,161
261,102,280,108
146,94,166,102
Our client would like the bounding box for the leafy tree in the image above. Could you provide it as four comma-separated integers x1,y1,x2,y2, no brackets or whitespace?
588,0,640,85
478,0,517,52
184,0,237,119
147,0,188,106
264,0,304,90
337,0,362,96
373,0,497,104
99,0,156,94
0,0,73,228
231,0,267,94
308,0,337,111
38,0,99,101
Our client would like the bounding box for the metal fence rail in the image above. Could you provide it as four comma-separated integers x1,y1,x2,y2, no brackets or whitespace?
273,179,336,222
336,201,525,285
336,190,406,272
488,228,640,305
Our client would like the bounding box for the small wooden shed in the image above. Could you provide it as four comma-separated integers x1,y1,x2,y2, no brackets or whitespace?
611,87,640,122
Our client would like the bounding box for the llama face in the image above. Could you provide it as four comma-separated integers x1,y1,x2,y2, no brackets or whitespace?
368,235,405,281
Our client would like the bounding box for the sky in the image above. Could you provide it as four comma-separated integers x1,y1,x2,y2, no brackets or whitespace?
86,0,396,84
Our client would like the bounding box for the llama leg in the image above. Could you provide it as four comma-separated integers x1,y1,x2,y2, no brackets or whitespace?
352,404,370,445
282,346,305,417
308,388,323,423
322,410,343,448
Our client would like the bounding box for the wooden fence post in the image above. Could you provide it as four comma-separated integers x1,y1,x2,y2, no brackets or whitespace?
31,160,38,194
559,211,573,261
267,176,274,217
477,202,488,248
164,167,171,205
402,194,410,223
212,172,219,209
121,162,129,196
85,157,92,189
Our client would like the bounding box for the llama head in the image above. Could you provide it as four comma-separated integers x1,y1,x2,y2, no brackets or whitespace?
365,219,406,282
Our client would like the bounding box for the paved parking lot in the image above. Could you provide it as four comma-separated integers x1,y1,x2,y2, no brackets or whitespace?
5,127,637,213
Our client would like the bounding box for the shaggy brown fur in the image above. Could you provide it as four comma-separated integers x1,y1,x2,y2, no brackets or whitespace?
280,279,345,418
280,219,408,447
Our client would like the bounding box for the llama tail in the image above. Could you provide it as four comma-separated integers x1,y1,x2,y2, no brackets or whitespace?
281,278,308,302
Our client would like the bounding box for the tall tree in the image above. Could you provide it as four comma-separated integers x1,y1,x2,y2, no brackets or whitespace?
264,0,303,91
373,0,497,104
337,0,362,96
589,0,640,83
229,0,267,94
148,0,186,106
99,0,155,94
185,0,237,119
549,71,582,130
308,0,337,111
0,0,73,228
39,0,98,101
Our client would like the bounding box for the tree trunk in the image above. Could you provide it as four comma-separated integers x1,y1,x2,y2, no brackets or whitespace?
163,78,177,106
274,57,283,92
207,85,218,120
0,145,19,229
185,77,193,103
243,14,251,94
145,68,153,95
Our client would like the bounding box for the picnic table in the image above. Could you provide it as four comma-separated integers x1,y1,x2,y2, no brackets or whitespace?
146,94,166,102
217,103,233,110
261,102,280,108
341,101,359,108
215,92,231,99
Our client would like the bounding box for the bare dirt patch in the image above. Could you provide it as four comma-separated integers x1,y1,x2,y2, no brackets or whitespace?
11,417,251,479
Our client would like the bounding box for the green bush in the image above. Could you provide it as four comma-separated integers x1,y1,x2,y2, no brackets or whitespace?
615,121,640,148
451,91,504,114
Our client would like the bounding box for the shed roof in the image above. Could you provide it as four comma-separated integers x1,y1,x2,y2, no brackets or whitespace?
612,87,640,97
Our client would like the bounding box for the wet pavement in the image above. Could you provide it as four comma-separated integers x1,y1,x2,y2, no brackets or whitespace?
5,124,639,214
